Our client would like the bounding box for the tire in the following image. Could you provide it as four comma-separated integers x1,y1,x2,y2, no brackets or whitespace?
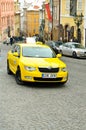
60,50,63,55
60,81,67,85
72,51,77,58
7,61,12,74
59,74,68,86
15,68,24,85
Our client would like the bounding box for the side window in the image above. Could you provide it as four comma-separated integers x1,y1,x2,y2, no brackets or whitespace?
17,46,20,52
11,45,16,53
51,43,53,47
49,42,52,47
15,45,20,55
65,44,68,47
12,45,20,55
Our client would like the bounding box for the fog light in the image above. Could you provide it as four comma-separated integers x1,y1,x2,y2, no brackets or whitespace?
63,76,67,80
25,76,32,79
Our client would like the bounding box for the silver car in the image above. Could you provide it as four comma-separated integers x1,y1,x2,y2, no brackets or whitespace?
59,42,86,58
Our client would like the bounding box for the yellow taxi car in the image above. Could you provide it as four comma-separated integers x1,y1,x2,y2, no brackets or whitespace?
7,43,68,85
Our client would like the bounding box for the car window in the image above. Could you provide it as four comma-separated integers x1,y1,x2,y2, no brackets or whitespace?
55,41,63,46
22,47,56,58
74,44,85,49
12,45,20,55
71,45,75,48
47,41,55,47
64,44,68,47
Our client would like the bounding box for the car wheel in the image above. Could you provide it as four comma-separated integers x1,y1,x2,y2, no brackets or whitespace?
72,51,77,58
60,50,63,55
15,68,24,85
7,61,12,74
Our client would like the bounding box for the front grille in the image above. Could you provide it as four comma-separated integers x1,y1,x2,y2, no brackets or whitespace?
38,67,59,73
34,77,62,81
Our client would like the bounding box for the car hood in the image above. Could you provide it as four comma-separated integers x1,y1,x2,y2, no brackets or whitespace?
21,57,66,68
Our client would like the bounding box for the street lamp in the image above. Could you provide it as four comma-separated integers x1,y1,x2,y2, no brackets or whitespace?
74,13,83,43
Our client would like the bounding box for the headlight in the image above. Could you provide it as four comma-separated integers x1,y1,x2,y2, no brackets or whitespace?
24,66,36,71
60,67,67,72
77,51,81,54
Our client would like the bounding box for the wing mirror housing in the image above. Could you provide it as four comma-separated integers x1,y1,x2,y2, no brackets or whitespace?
56,53,62,58
13,52,19,57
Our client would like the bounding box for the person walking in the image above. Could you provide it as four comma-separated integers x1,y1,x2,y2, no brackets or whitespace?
10,36,13,45
7,37,10,45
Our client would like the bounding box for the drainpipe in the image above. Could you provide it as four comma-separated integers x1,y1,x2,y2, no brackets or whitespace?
52,0,53,40
59,0,60,25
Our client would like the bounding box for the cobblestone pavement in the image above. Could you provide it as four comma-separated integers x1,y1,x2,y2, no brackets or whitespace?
0,43,86,130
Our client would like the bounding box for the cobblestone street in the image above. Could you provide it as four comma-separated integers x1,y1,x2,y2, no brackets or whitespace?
0,43,86,130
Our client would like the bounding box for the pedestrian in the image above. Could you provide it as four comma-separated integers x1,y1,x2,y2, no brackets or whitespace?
10,36,13,45
7,37,10,45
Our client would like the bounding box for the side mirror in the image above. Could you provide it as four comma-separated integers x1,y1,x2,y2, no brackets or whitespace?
13,52,19,57
56,53,62,58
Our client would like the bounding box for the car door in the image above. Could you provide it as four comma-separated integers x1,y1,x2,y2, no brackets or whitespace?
63,44,72,56
65,44,73,56
61,44,69,55
67,44,74,56
10,45,20,73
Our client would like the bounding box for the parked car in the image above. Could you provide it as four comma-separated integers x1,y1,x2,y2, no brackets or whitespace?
13,36,26,43
46,40,62,54
7,43,68,85
55,41,63,46
59,42,86,58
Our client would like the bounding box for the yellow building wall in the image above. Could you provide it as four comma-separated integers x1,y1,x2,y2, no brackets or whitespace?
60,0,85,44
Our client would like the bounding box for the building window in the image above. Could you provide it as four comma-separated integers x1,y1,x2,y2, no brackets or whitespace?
77,0,82,10
70,0,77,16
66,0,70,10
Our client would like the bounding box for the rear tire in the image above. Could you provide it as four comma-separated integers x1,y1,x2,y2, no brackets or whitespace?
15,68,24,85
60,50,63,55
72,51,77,58
7,61,12,74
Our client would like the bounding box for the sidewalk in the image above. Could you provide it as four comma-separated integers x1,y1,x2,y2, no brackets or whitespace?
0,42,12,52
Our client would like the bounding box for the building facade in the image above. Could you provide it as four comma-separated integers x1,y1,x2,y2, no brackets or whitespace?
14,0,21,37
44,0,60,41
0,0,15,41
60,0,86,46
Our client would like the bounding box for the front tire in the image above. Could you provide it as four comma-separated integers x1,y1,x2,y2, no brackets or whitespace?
15,68,24,85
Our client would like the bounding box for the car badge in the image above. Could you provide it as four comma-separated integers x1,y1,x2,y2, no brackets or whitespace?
47,66,52,69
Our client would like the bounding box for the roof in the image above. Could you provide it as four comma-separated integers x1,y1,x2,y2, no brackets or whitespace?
17,43,49,48
24,0,45,11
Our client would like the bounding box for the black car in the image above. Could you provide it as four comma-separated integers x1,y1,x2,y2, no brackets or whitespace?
46,40,63,54
55,41,63,46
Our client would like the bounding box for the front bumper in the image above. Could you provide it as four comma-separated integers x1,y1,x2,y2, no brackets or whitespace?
21,70,68,83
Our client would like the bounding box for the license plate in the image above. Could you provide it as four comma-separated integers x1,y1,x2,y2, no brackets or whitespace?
42,73,56,78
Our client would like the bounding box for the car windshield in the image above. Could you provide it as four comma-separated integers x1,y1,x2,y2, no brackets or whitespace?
22,46,56,58
55,41,63,46
73,44,85,49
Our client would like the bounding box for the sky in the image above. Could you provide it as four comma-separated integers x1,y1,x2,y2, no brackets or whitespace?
19,0,45,8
